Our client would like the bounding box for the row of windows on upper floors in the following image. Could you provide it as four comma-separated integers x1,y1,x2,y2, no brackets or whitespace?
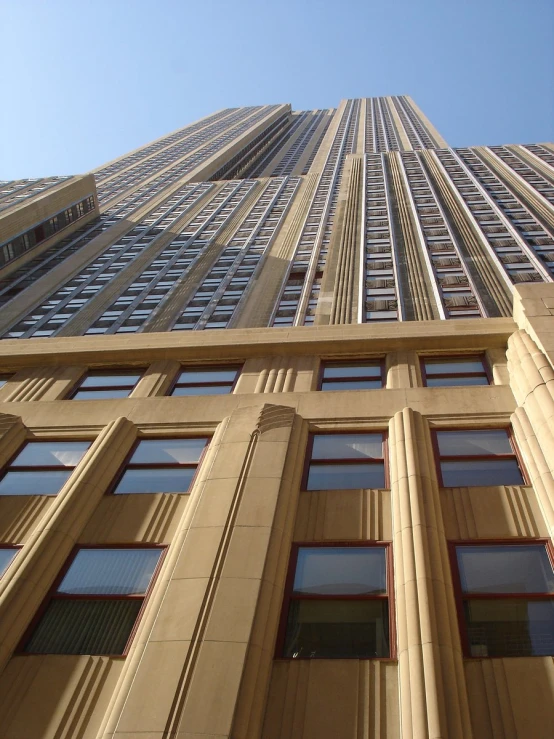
0,354,499,399
0,427,528,498
1,539,552,660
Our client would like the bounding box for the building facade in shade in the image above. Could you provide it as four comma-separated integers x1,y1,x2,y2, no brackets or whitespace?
0,98,552,738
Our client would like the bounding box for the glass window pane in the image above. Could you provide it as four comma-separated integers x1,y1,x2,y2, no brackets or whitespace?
464,599,554,657
58,548,162,595
24,599,143,655
0,548,18,576
323,364,381,379
437,430,512,457
80,374,141,388
177,368,238,383
440,459,524,487
457,545,554,594
114,467,196,494
129,438,206,464
321,380,382,391
425,358,485,375
73,389,131,400
427,376,489,387
312,434,383,460
293,547,386,595
284,599,389,658
172,385,231,396
0,470,72,496
13,441,91,467
307,462,385,490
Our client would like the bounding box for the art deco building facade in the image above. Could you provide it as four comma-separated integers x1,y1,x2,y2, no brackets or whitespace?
0,98,553,738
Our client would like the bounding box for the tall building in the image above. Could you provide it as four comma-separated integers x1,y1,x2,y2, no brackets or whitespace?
0,97,553,738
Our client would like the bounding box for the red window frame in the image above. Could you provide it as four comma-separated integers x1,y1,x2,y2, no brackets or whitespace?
420,354,491,387
431,426,527,488
317,359,385,391
449,538,554,658
275,541,396,660
19,543,166,657
302,431,389,491
168,365,242,396
68,369,144,400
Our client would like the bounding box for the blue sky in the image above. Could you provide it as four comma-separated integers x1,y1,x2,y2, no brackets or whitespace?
2,0,553,179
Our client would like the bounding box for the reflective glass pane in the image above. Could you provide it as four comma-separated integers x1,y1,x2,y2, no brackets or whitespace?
440,459,524,487
323,364,382,379
0,470,71,496
424,358,485,375
293,547,386,595
59,548,162,595
457,545,554,594
307,462,385,490
172,385,231,396
80,374,141,388
284,599,389,658
73,389,131,400
312,434,383,460
13,441,91,467
464,599,554,657
437,430,512,457
0,548,17,576
129,439,207,464
114,467,196,494
177,368,238,383
426,376,488,387
321,380,382,391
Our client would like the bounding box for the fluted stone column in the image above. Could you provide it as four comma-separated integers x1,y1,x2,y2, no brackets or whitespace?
389,407,472,739
0,416,137,672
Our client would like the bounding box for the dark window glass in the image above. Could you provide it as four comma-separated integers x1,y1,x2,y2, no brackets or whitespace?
455,544,554,657
320,362,383,391
423,356,489,387
72,371,142,400
170,366,240,396
282,546,391,659
24,547,162,655
436,429,524,487
0,441,91,496
306,433,385,490
0,374,12,389
0,548,18,576
113,438,208,494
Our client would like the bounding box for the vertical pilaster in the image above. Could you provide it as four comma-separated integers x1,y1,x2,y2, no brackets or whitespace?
389,407,472,739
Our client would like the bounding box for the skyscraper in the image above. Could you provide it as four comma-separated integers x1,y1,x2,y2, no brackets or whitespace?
0,98,553,738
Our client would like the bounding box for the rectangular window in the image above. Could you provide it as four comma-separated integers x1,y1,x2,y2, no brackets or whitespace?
453,542,554,657
435,428,525,487
71,371,143,400
422,355,490,387
113,438,208,494
23,547,163,655
0,441,91,496
170,366,240,396
0,546,19,576
319,361,383,391
279,544,392,659
304,433,386,490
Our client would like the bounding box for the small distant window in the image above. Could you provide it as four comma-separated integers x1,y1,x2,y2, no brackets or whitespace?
0,440,91,496
319,361,383,391
304,433,386,490
113,438,209,494
170,366,240,396
454,543,554,657
71,371,142,400
435,428,525,487
422,356,490,387
0,547,19,577
279,544,392,659
23,547,164,655
0,374,12,389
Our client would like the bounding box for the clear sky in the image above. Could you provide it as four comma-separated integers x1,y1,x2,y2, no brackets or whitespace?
2,0,553,179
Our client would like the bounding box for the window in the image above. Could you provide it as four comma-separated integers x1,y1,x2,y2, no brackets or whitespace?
71,370,143,400
304,433,386,490
319,361,383,391
0,547,19,576
0,374,12,389
23,547,163,655
113,438,208,494
278,544,392,658
453,542,554,657
435,429,525,487
170,366,240,396
422,356,490,387
0,441,91,496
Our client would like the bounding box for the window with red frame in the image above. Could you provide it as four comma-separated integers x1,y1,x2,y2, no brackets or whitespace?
279,544,392,659
435,429,525,487
318,361,383,391
453,542,554,658
170,366,241,396
0,547,19,577
23,547,164,655
422,355,490,387
70,370,143,400
304,433,386,490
